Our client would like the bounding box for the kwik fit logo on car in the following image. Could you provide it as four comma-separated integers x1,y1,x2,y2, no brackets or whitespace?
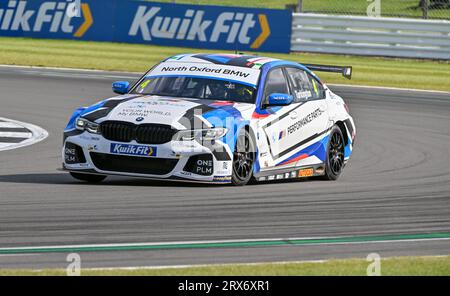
0,0,291,53
110,143,157,157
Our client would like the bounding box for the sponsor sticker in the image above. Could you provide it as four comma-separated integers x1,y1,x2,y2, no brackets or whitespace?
298,168,314,178
287,108,324,135
110,143,157,157
149,62,260,86
213,175,231,182
195,159,213,175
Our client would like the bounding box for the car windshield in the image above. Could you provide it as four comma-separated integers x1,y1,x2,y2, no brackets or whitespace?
132,76,256,104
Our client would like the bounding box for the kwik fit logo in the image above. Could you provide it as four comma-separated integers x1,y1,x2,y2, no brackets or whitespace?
110,143,157,157
129,6,271,49
0,0,92,37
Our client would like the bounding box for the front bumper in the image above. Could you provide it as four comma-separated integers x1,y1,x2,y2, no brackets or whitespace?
62,130,233,183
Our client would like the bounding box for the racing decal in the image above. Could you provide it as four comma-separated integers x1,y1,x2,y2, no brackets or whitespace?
213,175,232,183
167,54,282,70
64,142,86,164
260,102,307,130
83,95,141,122
148,62,260,86
246,57,279,69
183,154,214,176
192,54,248,65
63,129,83,142
277,153,309,166
110,143,157,157
273,127,331,160
298,167,314,178
344,118,355,141
178,104,215,130
286,108,324,136
82,108,110,122
106,96,200,127
208,101,235,107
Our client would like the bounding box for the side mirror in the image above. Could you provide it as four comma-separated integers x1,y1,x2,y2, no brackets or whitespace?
112,81,130,95
266,93,293,106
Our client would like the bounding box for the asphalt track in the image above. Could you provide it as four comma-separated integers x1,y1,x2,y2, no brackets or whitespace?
0,66,449,269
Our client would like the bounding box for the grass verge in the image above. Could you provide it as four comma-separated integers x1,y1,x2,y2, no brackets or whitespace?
1,37,449,91
0,255,449,276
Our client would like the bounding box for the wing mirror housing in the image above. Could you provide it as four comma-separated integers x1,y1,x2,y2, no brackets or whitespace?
112,81,130,95
266,93,294,106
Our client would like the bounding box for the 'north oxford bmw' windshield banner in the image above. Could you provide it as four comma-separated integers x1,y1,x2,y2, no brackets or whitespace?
0,0,292,53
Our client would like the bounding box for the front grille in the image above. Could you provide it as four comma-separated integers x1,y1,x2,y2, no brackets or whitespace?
90,152,178,175
100,121,177,144
101,121,134,142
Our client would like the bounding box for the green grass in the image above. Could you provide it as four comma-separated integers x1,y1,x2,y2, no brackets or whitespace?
1,37,449,91
1,256,449,276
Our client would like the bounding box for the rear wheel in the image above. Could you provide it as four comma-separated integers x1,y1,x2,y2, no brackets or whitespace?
231,129,255,186
70,172,107,183
322,126,345,180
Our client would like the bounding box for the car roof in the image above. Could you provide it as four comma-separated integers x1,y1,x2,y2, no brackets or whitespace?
164,53,283,70
162,53,318,82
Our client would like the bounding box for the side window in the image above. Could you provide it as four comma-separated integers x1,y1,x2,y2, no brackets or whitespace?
264,68,289,102
286,68,324,103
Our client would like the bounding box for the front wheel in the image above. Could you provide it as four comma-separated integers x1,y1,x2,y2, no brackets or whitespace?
322,126,345,181
70,172,107,183
231,129,255,186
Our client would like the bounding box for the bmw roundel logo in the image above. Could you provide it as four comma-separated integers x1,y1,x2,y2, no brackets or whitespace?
136,117,144,122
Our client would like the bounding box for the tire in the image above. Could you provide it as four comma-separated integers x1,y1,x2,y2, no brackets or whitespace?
322,126,345,181
70,172,107,183
231,128,256,186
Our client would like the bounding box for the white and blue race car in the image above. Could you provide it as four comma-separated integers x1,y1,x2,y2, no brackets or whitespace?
63,54,356,185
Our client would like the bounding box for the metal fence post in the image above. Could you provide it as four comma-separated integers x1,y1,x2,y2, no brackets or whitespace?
422,0,429,19
297,0,303,13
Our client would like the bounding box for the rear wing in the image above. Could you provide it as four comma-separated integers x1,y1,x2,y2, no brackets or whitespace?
303,64,353,80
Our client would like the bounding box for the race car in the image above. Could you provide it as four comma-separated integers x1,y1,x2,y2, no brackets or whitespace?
63,53,356,185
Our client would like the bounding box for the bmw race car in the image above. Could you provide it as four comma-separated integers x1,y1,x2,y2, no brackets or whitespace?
63,54,356,185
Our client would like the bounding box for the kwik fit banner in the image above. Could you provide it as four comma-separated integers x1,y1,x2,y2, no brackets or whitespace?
0,0,292,53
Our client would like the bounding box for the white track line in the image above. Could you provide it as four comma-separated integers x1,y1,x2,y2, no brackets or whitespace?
0,117,48,152
0,132,32,138
0,122,27,128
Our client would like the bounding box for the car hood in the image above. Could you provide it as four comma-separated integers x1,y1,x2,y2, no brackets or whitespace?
81,94,255,130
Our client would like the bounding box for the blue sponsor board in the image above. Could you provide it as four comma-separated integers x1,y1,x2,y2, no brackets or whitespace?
110,143,157,157
0,0,292,53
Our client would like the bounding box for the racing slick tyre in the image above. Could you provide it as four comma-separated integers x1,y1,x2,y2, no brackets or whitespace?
70,172,107,183
231,129,256,186
322,126,345,181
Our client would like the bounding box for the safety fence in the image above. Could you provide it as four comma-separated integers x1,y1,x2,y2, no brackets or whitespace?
291,13,450,59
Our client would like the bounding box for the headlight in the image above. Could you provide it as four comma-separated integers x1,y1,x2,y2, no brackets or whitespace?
75,117,100,134
175,127,228,141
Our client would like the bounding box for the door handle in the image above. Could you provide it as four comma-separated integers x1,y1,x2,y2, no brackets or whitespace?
290,111,298,119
